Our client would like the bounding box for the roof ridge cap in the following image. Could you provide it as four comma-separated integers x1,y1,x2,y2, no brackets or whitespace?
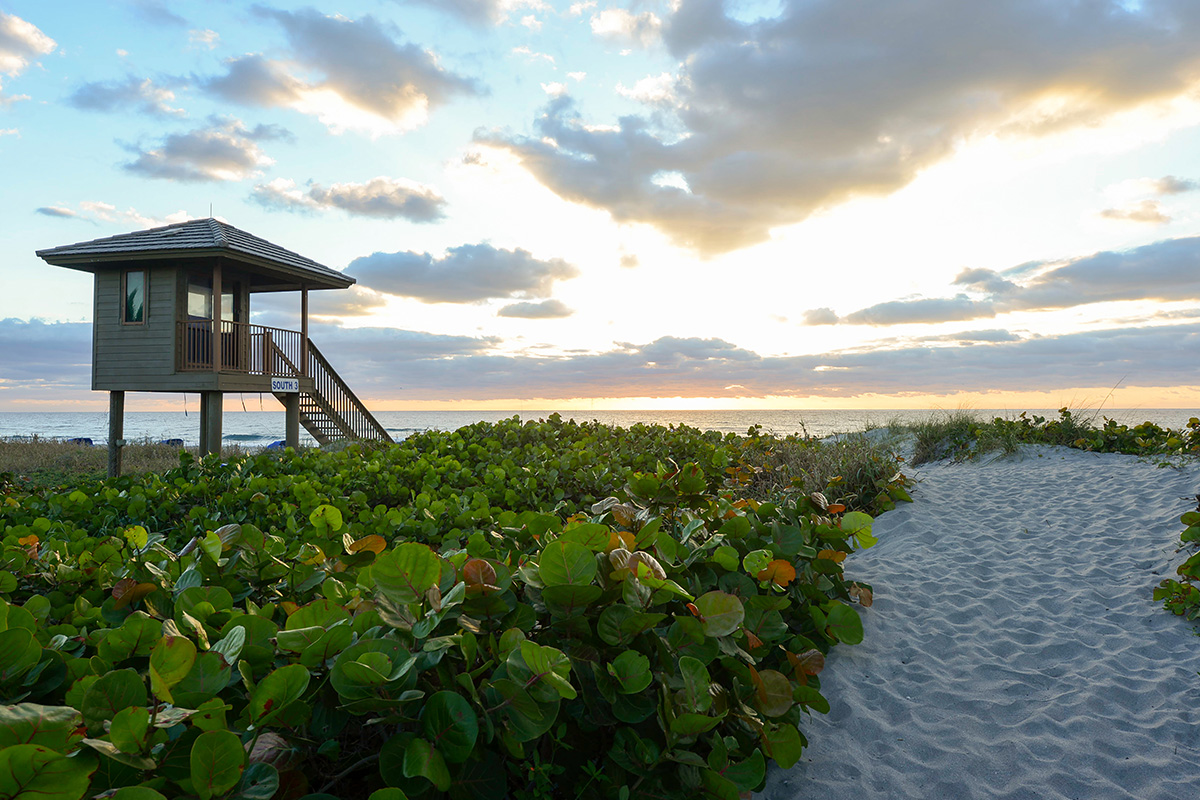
207,217,226,248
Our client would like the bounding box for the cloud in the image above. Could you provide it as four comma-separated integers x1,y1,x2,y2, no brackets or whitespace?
497,299,573,318
802,307,839,325
252,176,447,222
616,72,677,105
1151,175,1199,195
590,9,663,47
123,118,280,182
36,206,78,219
512,46,555,65
390,0,549,25
36,201,190,228
129,0,187,27
68,75,186,116
0,319,92,386
347,243,579,303
312,322,1200,402
1099,199,1170,224
391,0,507,24
819,235,1200,325
4,316,1198,404
842,295,996,326
202,9,479,135
482,1,1200,254
188,29,220,49
0,12,55,104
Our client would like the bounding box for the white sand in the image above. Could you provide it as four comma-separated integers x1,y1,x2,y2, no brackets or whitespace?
766,445,1200,800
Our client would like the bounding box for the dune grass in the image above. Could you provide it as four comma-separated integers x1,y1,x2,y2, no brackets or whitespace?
0,437,250,490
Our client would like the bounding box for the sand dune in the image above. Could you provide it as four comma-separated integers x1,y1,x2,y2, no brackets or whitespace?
767,445,1200,799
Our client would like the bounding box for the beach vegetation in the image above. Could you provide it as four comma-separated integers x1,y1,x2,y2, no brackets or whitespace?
0,416,911,799
1155,497,1200,621
909,409,1200,465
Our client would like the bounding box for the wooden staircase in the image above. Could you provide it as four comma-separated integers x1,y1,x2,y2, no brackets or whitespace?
271,339,393,447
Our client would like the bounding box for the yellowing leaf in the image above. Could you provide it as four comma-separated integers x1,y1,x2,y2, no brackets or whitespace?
124,526,149,551
817,549,847,564
756,559,797,587
606,530,635,552
348,535,386,555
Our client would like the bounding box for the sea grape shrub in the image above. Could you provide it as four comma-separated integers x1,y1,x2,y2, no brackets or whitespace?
0,417,907,561
0,458,880,800
1155,503,1200,620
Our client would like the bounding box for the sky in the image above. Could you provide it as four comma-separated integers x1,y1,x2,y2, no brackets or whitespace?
3,0,1200,412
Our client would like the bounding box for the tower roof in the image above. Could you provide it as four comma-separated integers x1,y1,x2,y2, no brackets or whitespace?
37,218,354,291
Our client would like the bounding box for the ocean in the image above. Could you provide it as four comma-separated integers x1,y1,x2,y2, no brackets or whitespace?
0,408,1196,449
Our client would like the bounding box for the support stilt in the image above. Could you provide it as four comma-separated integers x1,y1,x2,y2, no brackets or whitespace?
108,391,124,478
283,393,300,448
200,391,223,457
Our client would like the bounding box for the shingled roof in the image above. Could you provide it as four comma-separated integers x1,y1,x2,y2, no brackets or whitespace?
37,218,354,291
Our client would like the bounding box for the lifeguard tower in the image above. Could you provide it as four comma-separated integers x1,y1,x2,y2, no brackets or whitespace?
37,218,392,475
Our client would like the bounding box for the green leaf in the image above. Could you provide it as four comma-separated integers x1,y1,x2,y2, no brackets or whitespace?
234,763,279,800
368,790,408,800
677,656,712,713
150,636,197,703
248,664,310,727
80,738,156,771
761,721,804,769
0,744,96,800
0,628,42,683
699,767,739,800
210,626,246,664
420,692,478,764
741,549,772,575
0,704,84,752
606,651,652,695
513,641,576,700
752,669,793,717
200,531,224,564
825,602,864,645
173,651,233,708
540,584,602,616
537,540,597,587
374,544,442,605
596,605,666,647
840,511,876,547
402,737,450,792
108,706,151,755
711,545,739,571
190,730,246,800
111,788,169,800
669,713,722,736
309,504,344,532
724,750,765,792
284,599,351,631
81,669,147,724
693,591,745,637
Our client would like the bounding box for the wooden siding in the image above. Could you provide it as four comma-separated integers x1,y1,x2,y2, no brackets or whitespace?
93,265,178,391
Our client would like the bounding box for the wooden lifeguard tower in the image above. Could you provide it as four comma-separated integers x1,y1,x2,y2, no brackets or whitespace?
37,218,392,475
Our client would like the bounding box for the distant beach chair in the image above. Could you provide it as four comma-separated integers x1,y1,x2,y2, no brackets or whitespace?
159,439,185,447
66,437,94,446
265,440,288,450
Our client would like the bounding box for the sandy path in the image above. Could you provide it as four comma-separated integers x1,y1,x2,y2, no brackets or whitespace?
764,446,1200,800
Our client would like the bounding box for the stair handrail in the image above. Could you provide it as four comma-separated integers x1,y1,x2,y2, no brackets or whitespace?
306,340,393,443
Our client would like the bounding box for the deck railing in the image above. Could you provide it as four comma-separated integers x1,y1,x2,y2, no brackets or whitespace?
178,320,305,376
